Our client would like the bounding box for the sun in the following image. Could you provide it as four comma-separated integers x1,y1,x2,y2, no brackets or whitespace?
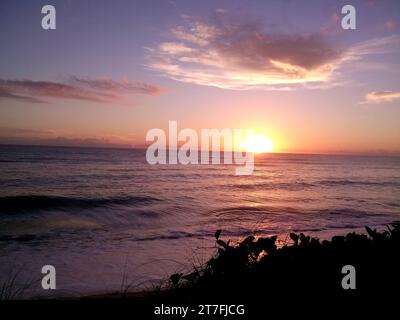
241,134,274,153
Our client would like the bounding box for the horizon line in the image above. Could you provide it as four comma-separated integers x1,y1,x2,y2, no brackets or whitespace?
1,142,399,157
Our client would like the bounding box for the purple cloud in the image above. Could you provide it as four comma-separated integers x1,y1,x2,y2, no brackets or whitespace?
0,77,161,104
69,76,161,95
361,90,400,104
148,15,400,90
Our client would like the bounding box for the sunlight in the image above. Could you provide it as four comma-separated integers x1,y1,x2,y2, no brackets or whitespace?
241,134,274,153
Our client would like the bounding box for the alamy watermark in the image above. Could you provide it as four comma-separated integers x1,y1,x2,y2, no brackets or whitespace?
146,121,255,175
41,265,56,290
41,5,56,30
40,4,356,31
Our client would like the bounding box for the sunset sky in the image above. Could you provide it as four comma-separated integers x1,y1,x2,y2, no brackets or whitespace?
0,0,399,153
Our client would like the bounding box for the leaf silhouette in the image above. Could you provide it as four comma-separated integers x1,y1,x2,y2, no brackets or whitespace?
290,233,299,243
216,239,228,249
170,273,183,285
365,226,375,239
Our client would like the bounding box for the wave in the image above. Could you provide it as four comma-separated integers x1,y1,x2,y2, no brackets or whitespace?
319,179,400,187
0,194,160,214
209,205,387,220
226,182,315,191
226,179,400,191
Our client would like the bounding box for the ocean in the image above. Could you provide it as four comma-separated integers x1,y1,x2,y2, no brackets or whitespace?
0,145,399,297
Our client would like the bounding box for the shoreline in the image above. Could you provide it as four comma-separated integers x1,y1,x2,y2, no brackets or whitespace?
5,222,398,301
2,222,399,318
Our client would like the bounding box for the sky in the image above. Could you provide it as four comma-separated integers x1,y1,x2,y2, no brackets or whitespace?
0,0,399,154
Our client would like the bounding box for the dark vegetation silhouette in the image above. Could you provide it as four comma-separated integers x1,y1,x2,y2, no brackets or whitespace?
159,223,400,307
4,224,399,318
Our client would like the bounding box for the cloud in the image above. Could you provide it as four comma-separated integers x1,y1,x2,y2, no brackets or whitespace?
69,76,161,95
0,126,54,136
346,34,400,57
0,77,161,104
0,87,43,103
0,126,133,148
147,16,400,90
361,91,400,104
